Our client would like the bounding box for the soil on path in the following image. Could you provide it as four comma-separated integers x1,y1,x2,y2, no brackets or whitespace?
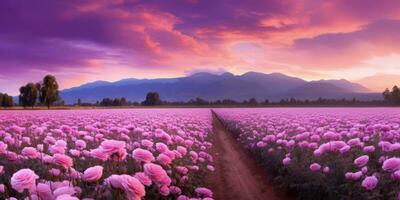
207,112,293,200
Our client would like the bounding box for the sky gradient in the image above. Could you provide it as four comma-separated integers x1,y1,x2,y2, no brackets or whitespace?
1,0,400,94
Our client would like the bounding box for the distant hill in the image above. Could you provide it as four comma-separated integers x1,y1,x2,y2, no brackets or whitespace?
60,71,381,104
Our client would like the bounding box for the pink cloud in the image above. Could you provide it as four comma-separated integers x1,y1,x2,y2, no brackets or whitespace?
1,0,400,93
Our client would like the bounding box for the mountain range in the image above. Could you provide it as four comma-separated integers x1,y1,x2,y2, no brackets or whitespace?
60,71,382,104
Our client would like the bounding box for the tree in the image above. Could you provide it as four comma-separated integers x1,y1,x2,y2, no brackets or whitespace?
77,98,81,106
142,92,162,106
189,97,209,105
2,93,14,107
383,88,391,102
248,98,258,105
383,86,400,105
120,97,127,106
19,83,39,108
0,93,3,107
392,86,400,104
39,75,60,109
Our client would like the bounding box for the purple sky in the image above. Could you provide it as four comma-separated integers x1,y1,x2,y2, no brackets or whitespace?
1,0,400,94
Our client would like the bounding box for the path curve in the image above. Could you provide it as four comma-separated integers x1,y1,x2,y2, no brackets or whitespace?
207,112,293,200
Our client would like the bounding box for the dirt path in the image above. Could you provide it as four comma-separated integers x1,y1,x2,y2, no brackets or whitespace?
207,112,293,200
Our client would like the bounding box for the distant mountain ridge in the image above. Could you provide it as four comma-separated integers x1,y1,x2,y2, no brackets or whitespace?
60,71,380,104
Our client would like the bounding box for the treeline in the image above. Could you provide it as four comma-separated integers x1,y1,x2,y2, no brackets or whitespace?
164,97,384,106
98,97,128,106
19,75,62,109
383,86,400,105
0,93,14,108
75,92,386,107
78,92,162,107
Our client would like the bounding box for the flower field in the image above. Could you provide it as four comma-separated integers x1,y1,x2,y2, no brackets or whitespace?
215,108,400,200
0,109,214,200
3,107,400,200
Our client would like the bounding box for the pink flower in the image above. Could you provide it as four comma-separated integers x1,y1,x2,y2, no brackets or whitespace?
105,174,145,200
99,140,127,161
37,144,44,152
339,146,351,154
0,184,5,193
345,171,363,180
42,155,54,163
49,140,67,155
176,166,189,175
177,195,189,200
347,138,361,147
362,166,368,174
134,172,152,186
310,163,321,171
170,186,182,195
323,166,330,173
53,186,76,198
382,157,400,172
195,187,213,198
53,154,73,169
69,168,81,179
36,183,53,200
155,143,168,153
282,157,291,166
55,194,79,200
393,170,400,180
69,149,81,157
159,184,170,196
361,176,378,190
90,148,109,161
354,155,369,167
10,169,39,193
256,141,266,148
83,166,103,182
21,147,39,159
132,148,154,163
100,140,126,155
6,151,18,161
157,153,172,165
144,163,171,186
0,141,8,153
75,140,86,150
49,168,61,176
141,140,153,148
176,146,187,156
363,146,375,153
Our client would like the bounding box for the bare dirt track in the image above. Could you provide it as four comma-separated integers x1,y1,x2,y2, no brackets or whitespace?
207,113,293,200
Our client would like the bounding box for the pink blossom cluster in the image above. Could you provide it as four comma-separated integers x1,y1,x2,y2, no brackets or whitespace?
216,108,400,198
0,109,214,199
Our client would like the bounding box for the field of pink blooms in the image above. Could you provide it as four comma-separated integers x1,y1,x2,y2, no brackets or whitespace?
215,108,400,200
0,109,214,200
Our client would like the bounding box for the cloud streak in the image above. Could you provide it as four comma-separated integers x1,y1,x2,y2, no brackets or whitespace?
0,0,399,93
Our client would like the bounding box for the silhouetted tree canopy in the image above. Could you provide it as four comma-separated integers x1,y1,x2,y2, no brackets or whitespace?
39,75,60,109
19,83,39,108
99,97,128,106
0,93,14,107
383,85,400,105
142,92,162,106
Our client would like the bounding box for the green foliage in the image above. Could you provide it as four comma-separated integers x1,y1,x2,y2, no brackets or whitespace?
39,75,60,109
142,92,162,106
19,83,39,108
382,85,400,105
0,93,14,107
99,97,128,106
